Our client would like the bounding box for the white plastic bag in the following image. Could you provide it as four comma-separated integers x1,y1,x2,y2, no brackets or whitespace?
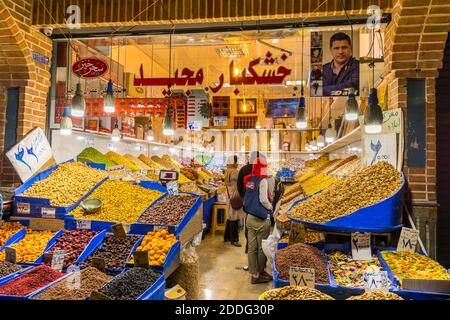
262,225,282,276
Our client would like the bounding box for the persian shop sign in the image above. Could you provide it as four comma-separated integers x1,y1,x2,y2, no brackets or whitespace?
134,51,292,93
72,58,109,79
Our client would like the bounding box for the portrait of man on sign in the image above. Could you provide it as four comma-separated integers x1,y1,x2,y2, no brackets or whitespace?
322,32,360,96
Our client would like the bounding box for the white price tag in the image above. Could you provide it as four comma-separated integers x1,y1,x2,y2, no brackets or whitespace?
289,267,315,288
397,227,420,253
76,219,91,230
17,203,30,214
41,207,56,219
364,271,390,292
351,232,372,261
51,250,65,271
140,170,148,176
166,181,179,195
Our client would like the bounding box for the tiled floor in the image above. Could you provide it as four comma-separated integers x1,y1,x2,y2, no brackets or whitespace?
197,230,273,300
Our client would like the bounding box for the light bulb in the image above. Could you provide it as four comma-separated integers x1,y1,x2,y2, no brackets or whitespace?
234,68,240,76
310,140,318,151
364,88,383,134
325,125,336,143
295,97,308,129
147,129,154,141
111,123,121,142
60,107,72,136
71,83,86,118
345,89,359,121
255,120,261,129
103,79,115,113
305,143,311,151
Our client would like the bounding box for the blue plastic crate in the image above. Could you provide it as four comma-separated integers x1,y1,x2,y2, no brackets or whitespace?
131,192,203,236
0,266,65,300
286,174,406,233
378,248,450,300
13,160,108,218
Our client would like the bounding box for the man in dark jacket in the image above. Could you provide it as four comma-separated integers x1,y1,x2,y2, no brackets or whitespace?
237,151,263,198
323,32,360,96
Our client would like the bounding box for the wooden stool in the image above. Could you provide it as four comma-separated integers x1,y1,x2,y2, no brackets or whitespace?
211,203,227,234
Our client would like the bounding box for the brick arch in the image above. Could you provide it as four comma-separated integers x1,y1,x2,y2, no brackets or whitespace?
0,0,36,85
385,0,450,79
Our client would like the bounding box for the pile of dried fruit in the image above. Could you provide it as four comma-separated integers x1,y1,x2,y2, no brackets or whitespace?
105,151,139,171
46,230,98,268
21,162,108,206
306,154,330,169
77,148,117,168
33,267,112,300
71,180,163,223
0,222,24,247
381,251,450,286
275,243,329,284
284,158,306,172
290,162,403,224
329,251,383,288
0,265,64,297
138,194,197,226
181,168,198,181
301,173,340,196
347,291,404,300
179,183,207,197
82,235,141,270
130,230,177,267
0,229,56,263
0,261,22,279
261,286,334,300
98,267,161,300
124,154,152,170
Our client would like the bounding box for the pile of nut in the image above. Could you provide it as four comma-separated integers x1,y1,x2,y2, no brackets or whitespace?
0,261,22,279
181,168,199,181
21,162,108,206
275,243,330,284
124,154,152,170
47,230,98,268
322,155,357,175
179,183,207,197
290,162,403,224
78,148,117,168
347,292,404,300
301,173,340,196
33,267,112,300
105,151,139,171
98,267,161,300
138,194,197,226
82,235,141,270
138,155,165,170
330,158,364,179
262,286,334,300
71,180,163,223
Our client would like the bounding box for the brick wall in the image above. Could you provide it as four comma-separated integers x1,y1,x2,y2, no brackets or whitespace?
0,0,52,186
385,0,450,205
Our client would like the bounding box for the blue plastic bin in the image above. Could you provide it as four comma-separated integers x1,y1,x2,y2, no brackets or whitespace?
13,160,108,218
286,174,406,233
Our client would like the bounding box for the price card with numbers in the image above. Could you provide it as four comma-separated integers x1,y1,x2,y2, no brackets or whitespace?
76,219,92,230
397,227,420,253
364,271,390,292
5,247,16,264
17,203,30,215
166,181,179,195
41,207,56,219
289,267,315,288
51,250,65,271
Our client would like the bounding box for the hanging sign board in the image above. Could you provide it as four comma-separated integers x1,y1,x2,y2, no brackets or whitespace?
364,133,397,168
364,271,390,292
382,108,403,134
6,128,55,183
397,227,420,253
289,267,315,288
351,232,372,261
72,58,109,79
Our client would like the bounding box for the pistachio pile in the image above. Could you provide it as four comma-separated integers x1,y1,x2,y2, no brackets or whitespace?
21,162,108,206
290,162,402,224
262,286,334,300
347,292,404,300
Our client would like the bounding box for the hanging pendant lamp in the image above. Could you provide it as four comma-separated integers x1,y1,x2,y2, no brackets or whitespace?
364,89,383,134
317,133,325,148
296,23,308,130
325,124,336,144
60,107,73,136
345,88,359,121
163,103,174,136
111,119,121,142
103,79,116,113
71,82,86,117
147,116,155,141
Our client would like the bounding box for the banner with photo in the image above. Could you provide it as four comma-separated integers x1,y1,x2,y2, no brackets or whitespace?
310,31,361,97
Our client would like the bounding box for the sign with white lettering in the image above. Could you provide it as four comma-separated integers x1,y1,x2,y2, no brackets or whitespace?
364,133,397,168
107,165,127,180
397,227,420,253
364,271,390,292
351,232,372,261
288,223,306,245
289,267,315,288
